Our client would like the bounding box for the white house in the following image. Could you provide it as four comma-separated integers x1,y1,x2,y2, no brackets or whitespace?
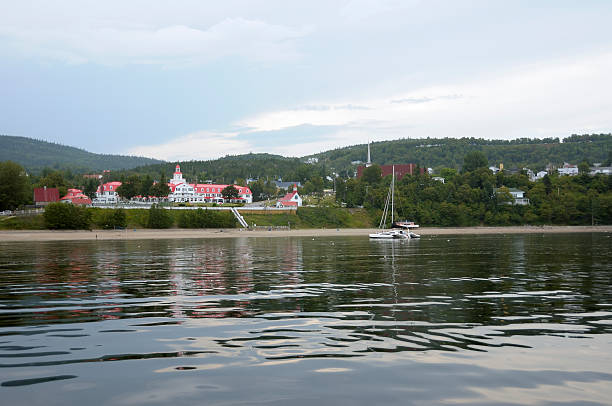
276,184,302,208
94,181,122,203
590,164,612,175
558,162,578,176
494,187,530,205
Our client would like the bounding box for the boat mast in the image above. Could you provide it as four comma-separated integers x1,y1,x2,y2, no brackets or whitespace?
391,165,394,225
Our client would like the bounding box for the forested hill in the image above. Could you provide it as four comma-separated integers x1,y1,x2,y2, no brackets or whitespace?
0,135,164,173
128,153,328,184
309,134,612,175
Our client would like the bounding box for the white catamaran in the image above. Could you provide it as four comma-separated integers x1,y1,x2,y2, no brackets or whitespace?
369,166,420,240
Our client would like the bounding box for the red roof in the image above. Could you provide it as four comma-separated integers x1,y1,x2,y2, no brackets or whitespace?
171,183,252,195
34,187,60,203
97,181,122,193
60,189,91,205
279,191,298,202
66,197,92,205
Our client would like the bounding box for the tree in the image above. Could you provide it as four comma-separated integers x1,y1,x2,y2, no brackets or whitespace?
116,181,138,200
462,151,488,173
139,175,153,197
222,185,239,200
0,161,31,210
578,160,590,175
149,181,170,198
37,170,68,197
362,164,382,184
147,204,173,228
83,177,99,199
43,202,91,229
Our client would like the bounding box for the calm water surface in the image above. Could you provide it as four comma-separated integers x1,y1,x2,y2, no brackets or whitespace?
1,233,611,405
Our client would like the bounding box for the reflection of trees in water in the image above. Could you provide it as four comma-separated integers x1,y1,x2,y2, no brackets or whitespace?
1,234,610,335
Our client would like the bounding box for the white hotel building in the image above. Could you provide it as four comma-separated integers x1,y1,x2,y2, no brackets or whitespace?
168,165,253,204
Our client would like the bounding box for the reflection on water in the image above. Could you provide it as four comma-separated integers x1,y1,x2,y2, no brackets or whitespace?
1,234,611,405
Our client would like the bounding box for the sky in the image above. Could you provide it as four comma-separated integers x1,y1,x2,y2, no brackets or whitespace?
1,0,611,161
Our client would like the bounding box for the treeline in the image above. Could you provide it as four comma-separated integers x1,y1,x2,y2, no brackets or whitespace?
0,135,163,174
122,153,330,187
0,161,104,210
41,203,236,230
336,155,612,226
313,134,612,176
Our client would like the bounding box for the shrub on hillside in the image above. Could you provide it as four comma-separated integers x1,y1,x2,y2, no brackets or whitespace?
177,208,236,228
147,204,173,229
296,207,350,227
43,202,91,229
92,209,127,229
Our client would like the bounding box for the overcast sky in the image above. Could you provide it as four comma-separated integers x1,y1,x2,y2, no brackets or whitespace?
1,0,611,161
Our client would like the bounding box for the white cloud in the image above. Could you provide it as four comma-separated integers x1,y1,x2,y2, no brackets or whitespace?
0,12,307,66
126,131,251,161
340,0,421,23
126,51,612,161
238,52,612,143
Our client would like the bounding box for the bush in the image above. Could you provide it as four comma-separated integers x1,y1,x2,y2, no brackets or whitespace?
43,202,91,229
92,209,127,229
177,208,236,228
147,204,173,228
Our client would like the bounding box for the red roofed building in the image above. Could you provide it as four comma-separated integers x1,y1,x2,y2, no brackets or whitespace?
168,165,253,203
276,184,302,208
60,188,92,206
357,163,422,181
95,181,122,203
33,187,60,206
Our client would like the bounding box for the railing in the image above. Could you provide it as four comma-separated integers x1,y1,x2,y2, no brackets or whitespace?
250,226,290,231
0,208,44,217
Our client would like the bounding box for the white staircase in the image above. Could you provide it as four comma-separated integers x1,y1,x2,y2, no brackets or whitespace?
230,207,249,228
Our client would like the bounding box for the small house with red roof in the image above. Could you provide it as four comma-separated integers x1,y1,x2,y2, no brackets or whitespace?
33,187,60,206
276,184,302,208
60,188,92,206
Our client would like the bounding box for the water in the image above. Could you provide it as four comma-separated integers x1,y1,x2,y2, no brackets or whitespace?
1,233,611,405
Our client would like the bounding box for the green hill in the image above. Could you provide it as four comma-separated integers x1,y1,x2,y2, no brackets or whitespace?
114,134,612,185
128,153,327,184
308,134,612,175
0,135,164,173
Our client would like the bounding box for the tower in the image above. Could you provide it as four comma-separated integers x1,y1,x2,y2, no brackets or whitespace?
366,141,372,167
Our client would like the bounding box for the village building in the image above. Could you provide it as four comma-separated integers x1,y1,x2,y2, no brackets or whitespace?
274,180,302,189
356,142,422,181
168,165,252,203
590,164,612,175
493,187,530,205
60,188,92,205
558,162,578,176
357,163,421,181
33,187,60,206
95,181,122,204
276,184,302,208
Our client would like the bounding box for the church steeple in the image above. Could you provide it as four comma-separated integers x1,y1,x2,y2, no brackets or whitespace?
366,141,372,167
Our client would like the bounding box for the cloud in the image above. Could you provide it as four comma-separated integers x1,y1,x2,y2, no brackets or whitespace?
126,131,251,161
340,0,421,23
237,52,612,143
390,95,462,104
0,15,307,66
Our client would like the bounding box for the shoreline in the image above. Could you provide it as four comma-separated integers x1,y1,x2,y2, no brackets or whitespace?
0,225,610,242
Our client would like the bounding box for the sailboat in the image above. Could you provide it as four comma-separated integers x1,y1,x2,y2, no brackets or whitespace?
369,166,420,239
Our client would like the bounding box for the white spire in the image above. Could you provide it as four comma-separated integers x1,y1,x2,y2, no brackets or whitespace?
366,141,372,167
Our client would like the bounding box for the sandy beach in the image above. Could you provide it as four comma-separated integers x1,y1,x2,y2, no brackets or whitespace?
0,225,610,242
